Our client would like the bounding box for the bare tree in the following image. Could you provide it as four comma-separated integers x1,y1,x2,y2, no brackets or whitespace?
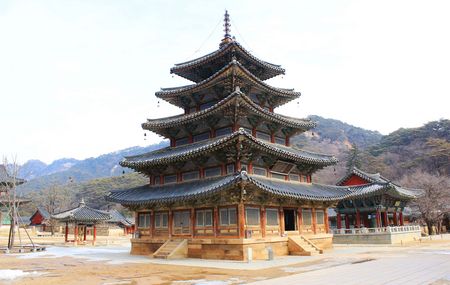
39,184,73,235
0,156,25,249
399,171,450,235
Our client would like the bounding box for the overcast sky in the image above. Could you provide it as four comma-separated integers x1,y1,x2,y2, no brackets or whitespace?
1,0,449,164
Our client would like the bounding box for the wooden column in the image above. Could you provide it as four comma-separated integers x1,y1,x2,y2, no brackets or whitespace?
74,224,79,245
213,207,219,238
356,210,361,228
376,209,381,228
93,225,97,245
399,211,404,226
393,211,398,226
312,208,317,234
190,208,195,238
324,208,329,234
297,208,303,234
238,203,245,238
150,210,154,238
279,208,285,236
65,222,69,242
260,207,266,238
336,213,342,229
168,210,173,238
383,211,389,227
83,226,87,241
345,214,350,229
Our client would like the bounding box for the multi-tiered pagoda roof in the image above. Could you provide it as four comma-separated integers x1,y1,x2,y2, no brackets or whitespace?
109,12,392,209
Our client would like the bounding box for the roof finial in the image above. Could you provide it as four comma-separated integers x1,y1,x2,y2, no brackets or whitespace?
220,10,233,48
224,10,231,39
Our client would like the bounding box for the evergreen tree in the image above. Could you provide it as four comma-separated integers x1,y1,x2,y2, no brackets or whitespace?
345,144,362,171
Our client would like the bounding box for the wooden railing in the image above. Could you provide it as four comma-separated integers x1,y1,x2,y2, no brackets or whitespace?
332,225,421,235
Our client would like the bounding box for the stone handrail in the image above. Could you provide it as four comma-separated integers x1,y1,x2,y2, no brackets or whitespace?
332,225,421,235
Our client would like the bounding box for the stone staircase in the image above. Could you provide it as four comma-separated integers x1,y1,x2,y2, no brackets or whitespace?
153,239,188,259
288,236,323,256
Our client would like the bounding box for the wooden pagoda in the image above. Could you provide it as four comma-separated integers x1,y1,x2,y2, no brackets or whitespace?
107,12,391,260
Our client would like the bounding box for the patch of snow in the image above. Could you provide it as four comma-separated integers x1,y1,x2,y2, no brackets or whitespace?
0,270,45,280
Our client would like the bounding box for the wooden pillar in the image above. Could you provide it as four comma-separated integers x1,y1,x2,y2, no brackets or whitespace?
393,211,398,226
238,203,245,238
93,225,97,245
324,208,329,234
65,222,69,242
260,207,266,238
345,214,350,230
150,210,154,238
336,213,342,229
168,209,173,239
213,206,219,238
190,208,195,238
383,211,389,227
297,208,303,234
279,208,285,236
375,209,381,228
399,211,404,226
83,225,87,241
356,210,361,228
312,208,317,234
74,224,79,245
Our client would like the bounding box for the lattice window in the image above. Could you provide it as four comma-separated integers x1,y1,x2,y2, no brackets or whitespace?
182,171,199,181
275,136,285,145
289,174,300,182
196,209,213,227
193,132,209,142
219,207,237,226
253,167,267,176
205,166,221,178
266,209,279,226
302,209,312,226
155,212,168,228
245,207,260,226
164,174,177,184
256,131,271,142
175,137,189,146
316,210,325,225
215,127,233,137
138,213,150,228
226,163,235,174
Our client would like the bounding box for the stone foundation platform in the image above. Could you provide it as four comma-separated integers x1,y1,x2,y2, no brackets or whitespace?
130,234,333,260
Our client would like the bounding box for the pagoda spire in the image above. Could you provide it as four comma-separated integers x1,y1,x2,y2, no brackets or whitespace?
220,10,233,48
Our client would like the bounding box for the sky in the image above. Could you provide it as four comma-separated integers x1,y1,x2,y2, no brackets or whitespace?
1,0,449,164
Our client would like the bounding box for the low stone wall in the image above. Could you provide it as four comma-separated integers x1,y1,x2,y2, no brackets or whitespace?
333,230,421,244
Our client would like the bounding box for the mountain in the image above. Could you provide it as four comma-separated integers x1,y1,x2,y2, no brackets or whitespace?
17,141,168,194
19,158,79,180
16,116,449,196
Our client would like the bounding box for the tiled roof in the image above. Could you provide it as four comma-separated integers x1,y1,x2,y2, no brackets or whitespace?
160,60,298,100
105,209,134,226
171,41,285,82
52,200,111,223
0,165,26,187
336,167,421,199
143,90,314,134
336,167,390,185
106,171,418,206
120,129,337,169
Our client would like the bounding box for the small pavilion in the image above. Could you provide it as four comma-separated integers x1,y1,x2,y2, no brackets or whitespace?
52,199,111,245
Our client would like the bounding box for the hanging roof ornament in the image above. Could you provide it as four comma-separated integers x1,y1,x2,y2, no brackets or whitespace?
220,10,233,48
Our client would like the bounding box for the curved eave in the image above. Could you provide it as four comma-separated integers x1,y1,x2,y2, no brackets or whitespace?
106,171,354,207
120,129,337,170
343,183,421,200
143,91,315,133
158,60,299,108
170,41,285,82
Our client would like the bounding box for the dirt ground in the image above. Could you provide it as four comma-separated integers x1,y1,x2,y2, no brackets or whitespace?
0,232,449,285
